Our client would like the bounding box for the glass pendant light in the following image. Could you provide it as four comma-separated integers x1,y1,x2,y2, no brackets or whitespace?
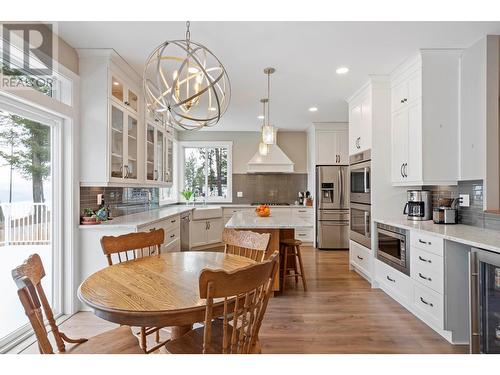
261,67,276,145
259,98,270,156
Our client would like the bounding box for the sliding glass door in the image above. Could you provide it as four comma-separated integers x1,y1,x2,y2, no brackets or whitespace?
0,104,61,349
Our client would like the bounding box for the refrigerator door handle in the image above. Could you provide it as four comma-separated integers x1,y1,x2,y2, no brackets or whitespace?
338,168,343,207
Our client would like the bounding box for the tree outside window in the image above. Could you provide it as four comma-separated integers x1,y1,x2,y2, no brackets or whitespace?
183,144,230,201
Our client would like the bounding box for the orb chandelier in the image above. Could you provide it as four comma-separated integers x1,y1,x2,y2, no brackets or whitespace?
261,67,276,145
258,98,270,156
143,21,231,130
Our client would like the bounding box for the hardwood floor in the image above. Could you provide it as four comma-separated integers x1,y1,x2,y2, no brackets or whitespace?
19,247,467,354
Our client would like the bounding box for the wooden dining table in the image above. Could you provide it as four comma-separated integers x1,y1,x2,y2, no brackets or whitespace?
78,251,256,340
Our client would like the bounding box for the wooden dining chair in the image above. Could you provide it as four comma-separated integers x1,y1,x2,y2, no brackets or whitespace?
165,251,279,354
222,228,270,262
100,228,168,353
12,254,142,354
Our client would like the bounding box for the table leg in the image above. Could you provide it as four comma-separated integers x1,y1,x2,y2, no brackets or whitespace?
170,324,193,340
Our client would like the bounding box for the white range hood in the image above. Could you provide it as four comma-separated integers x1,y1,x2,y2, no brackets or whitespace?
247,144,295,173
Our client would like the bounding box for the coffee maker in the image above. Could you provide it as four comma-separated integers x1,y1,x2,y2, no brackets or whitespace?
404,190,432,221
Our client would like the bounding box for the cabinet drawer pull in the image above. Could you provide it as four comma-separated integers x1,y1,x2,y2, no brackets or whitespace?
298,210,307,213
418,272,432,282
420,296,434,307
418,239,431,245
386,275,395,283
170,234,175,238
149,227,156,232
298,234,306,237
357,255,364,260
170,219,176,223
418,255,431,263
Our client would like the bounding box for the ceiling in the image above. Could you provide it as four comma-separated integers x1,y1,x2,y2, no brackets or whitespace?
58,21,500,131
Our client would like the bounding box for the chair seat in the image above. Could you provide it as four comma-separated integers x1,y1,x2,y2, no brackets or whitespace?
165,320,230,354
280,238,302,246
67,326,143,354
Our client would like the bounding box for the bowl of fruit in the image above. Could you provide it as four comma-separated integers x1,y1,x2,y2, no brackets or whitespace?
255,204,271,217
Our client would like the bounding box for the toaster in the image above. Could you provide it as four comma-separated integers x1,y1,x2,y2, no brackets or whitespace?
433,207,458,224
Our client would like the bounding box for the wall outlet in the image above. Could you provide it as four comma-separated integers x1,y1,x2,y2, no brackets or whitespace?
459,194,470,207
237,191,243,198
97,193,103,206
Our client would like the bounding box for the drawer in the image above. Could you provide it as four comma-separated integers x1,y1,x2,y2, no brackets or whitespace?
164,215,180,232
410,247,444,294
163,226,180,245
350,240,372,277
410,231,444,256
375,259,412,304
295,228,313,242
164,238,180,253
413,283,444,329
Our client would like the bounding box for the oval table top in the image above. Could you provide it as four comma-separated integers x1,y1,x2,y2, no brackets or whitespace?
78,251,256,327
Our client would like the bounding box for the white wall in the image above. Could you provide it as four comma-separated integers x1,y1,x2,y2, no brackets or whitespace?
177,130,308,173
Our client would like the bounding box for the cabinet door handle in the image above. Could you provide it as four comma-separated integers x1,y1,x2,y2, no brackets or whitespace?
357,255,364,260
419,272,432,282
124,101,130,106
170,234,175,238
418,255,431,263
171,219,176,223
208,221,211,229
149,227,156,232
400,164,404,178
418,239,431,245
386,275,395,283
420,296,434,307
400,99,404,103
404,163,408,178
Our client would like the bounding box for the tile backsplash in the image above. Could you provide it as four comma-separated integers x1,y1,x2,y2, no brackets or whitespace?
232,173,308,204
80,187,159,218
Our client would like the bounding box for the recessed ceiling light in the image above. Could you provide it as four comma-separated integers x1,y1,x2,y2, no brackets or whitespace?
309,107,318,112
113,81,120,86
336,66,349,75
257,115,265,120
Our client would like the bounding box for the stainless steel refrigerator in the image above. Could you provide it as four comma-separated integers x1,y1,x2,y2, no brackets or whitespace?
316,165,349,249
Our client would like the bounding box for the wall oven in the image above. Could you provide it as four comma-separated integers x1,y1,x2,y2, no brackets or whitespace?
349,150,371,205
376,223,410,276
350,203,371,249
470,248,500,353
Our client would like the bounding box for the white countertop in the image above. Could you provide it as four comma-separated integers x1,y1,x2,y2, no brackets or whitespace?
79,206,194,229
225,212,313,229
376,217,500,254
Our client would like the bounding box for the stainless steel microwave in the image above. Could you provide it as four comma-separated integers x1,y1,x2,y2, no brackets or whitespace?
349,150,371,205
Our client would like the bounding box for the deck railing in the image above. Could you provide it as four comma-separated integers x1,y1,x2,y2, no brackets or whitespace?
0,203,51,246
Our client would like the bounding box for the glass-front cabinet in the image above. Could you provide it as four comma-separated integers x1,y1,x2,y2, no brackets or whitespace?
145,121,173,186
111,75,139,113
109,103,139,181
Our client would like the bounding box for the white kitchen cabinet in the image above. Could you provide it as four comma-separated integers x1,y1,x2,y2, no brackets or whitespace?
347,79,383,156
291,207,314,243
315,128,348,165
79,49,145,186
145,121,173,186
189,218,223,248
390,50,461,186
349,240,372,281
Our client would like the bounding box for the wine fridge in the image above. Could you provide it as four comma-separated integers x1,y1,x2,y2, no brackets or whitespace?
470,247,500,353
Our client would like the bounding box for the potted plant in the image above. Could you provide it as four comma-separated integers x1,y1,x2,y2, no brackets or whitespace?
81,208,100,225
180,190,194,206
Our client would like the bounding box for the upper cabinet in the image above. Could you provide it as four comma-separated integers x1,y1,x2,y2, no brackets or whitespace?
145,117,174,186
78,49,175,187
347,81,376,155
309,123,349,166
390,50,461,186
315,125,348,165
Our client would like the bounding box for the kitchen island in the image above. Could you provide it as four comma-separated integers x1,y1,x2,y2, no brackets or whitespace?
225,211,313,291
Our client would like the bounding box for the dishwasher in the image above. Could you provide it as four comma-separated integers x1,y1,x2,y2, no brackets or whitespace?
180,211,191,251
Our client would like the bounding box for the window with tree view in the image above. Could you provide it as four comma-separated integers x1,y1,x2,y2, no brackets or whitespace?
183,144,231,201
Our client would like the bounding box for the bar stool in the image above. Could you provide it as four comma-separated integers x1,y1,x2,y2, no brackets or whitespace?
280,238,307,292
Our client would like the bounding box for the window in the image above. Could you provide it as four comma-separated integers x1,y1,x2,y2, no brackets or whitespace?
180,141,232,202
160,140,178,205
